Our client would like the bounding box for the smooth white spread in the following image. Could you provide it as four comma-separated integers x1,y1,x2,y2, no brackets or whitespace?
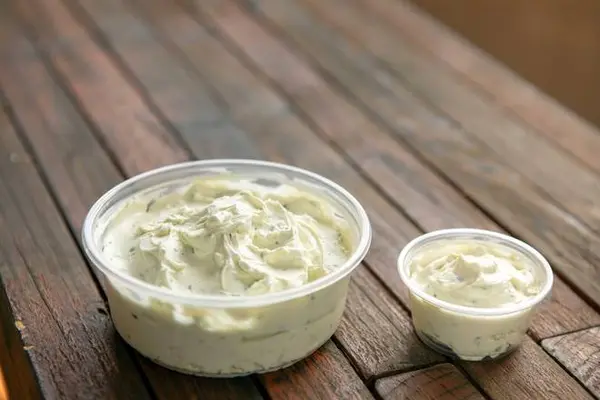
99,177,354,375
410,242,542,307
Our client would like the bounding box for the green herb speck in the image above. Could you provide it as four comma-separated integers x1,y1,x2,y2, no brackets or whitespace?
145,199,156,212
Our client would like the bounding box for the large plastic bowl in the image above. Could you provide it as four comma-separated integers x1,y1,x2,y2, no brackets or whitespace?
82,159,372,377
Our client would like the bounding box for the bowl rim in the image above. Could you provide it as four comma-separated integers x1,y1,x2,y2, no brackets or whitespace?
82,159,372,308
397,228,554,316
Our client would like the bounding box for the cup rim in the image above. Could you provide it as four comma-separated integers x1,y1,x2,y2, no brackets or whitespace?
82,159,372,308
397,228,554,316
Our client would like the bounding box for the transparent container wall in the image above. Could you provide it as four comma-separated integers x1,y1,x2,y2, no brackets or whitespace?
84,160,371,376
105,275,351,376
410,292,535,361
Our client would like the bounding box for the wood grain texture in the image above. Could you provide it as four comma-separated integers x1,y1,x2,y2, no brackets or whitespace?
341,268,443,378
0,12,122,240
316,0,600,237
462,338,593,400
233,0,600,331
375,364,484,400
0,7,262,400
0,108,152,399
138,359,263,400
542,327,600,398
7,0,378,395
173,1,599,397
13,0,188,174
290,0,600,309
261,341,374,400
2,0,596,397
191,0,600,340
64,0,262,161
361,0,600,177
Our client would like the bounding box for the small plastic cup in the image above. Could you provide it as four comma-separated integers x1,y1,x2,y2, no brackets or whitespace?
82,159,372,377
398,228,553,361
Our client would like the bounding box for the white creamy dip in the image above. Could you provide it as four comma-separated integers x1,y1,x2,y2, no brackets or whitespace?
404,239,548,361
99,177,354,375
410,243,542,308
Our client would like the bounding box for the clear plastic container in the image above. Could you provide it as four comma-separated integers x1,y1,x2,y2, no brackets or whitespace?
398,229,553,361
82,159,372,377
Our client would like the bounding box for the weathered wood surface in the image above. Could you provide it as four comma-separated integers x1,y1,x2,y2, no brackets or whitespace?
0,101,151,399
0,3,260,399
197,0,600,342
375,364,485,400
0,0,599,398
543,327,600,398
283,0,600,308
371,0,600,177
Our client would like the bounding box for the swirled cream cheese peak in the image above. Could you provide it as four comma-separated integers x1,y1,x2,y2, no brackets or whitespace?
100,178,353,295
409,242,543,308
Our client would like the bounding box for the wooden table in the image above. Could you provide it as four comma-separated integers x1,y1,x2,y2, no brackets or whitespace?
1,0,599,398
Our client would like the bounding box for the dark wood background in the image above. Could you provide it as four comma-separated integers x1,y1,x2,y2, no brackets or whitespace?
412,0,600,128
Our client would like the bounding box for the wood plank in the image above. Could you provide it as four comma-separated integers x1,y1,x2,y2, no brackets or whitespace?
363,0,600,176
186,0,600,340
0,18,121,234
69,0,444,381
13,0,188,174
65,0,263,161
375,364,485,400
341,268,444,378
542,327,600,398
0,8,262,400
261,341,374,400
310,2,600,230
0,107,152,399
462,337,593,400
302,0,600,240
138,359,264,400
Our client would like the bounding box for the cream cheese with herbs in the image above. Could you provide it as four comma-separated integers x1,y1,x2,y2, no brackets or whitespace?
407,240,545,361
410,242,542,307
99,177,354,375
102,178,351,297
